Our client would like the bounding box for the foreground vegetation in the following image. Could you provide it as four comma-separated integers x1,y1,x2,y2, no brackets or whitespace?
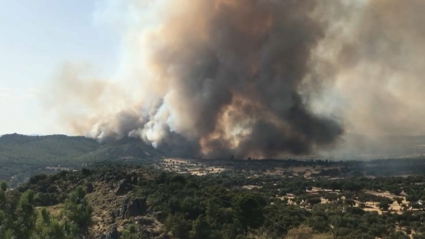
4,134,425,238
0,182,92,239
2,161,425,238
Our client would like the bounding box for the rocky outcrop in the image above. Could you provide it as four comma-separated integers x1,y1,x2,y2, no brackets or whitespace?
114,178,133,195
85,183,94,193
153,211,165,221
100,226,119,239
134,216,154,226
131,176,138,184
111,197,147,219
126,198,147,218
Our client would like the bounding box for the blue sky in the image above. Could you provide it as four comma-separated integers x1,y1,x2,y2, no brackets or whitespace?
0,0,120,135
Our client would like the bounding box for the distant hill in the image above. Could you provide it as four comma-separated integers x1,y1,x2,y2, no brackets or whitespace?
78,136,164,162
0,134,163,186
324,134,425,160
0,134,100,164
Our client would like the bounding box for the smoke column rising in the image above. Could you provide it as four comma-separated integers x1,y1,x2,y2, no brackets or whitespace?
43,0,425,158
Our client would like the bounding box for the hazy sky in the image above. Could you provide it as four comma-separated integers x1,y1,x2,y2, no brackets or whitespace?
0,0,119,135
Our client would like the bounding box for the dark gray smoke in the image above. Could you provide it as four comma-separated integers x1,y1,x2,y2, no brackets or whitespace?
126,0,343,158
50,0,425,158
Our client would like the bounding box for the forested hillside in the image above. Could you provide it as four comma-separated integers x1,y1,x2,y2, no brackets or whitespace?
0,134,163,186
0,134,100,164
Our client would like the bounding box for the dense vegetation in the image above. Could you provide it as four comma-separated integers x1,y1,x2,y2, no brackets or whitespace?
2,162,425,239
3,133,425,187
0,182,92,239
0,134,163,187
3,134,425,238
137,172,425,238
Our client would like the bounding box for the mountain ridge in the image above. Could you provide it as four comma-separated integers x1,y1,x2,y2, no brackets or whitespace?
0,134,163,186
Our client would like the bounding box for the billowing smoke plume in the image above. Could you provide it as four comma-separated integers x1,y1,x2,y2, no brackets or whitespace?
43,0,425,158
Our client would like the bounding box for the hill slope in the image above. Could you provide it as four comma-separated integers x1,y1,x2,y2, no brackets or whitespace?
78,136,164,162
0,134,100,164
0,134,163,186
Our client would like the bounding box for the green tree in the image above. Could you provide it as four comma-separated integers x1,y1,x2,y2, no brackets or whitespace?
307,197,321,206
233,194,267,235
0,181,7,192
190,215,211,239
345,199,355,207
14,190,37,238
121,224,146,239
4,229,16,239
378,200,391,211
165,214,191,239
63,186,92,235
31,208,66,239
